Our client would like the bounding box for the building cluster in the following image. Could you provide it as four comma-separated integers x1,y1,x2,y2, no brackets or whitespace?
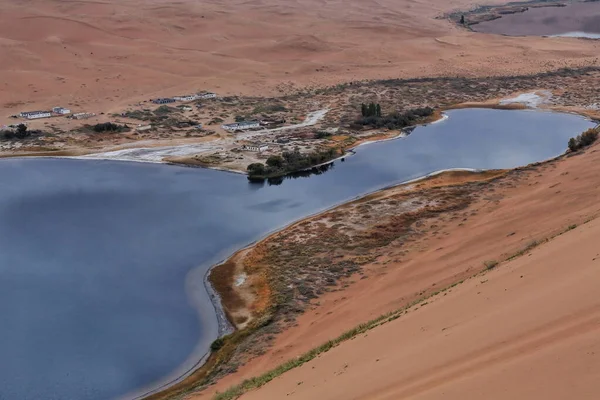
241,142,269,152
222,120,261,132
152,92,217,105
17,106,72,120
71,112,96,120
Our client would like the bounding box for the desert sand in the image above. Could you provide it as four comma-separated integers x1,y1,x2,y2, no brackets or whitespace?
4,0,600,398
2,0,600,117
187,135,600,399
239,206,600,400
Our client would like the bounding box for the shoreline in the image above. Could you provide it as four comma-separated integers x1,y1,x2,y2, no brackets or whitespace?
151,106,598,398
2,107,594,400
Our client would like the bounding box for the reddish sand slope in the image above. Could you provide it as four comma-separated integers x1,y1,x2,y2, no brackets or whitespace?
2,0,600,116
193,138,600,399
241,213,600,400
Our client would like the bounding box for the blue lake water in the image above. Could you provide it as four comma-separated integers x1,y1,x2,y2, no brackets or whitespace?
0,109,594,400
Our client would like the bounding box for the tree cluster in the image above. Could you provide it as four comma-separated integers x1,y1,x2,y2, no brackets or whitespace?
361,103,382,118
568,128,598,152
92,122,130,133
247,148,342,179
1,124,31,140
355,106,434,130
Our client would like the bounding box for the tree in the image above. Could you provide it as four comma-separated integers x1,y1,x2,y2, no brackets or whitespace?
460,15,465,25
568,137,578,152
376,104,382,117
266,155,285,168
247,163,265,175
17,124,27,135
368,103,377,118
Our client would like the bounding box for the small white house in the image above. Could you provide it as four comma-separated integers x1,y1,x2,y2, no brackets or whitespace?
53,107,71,115
136,124,152,132
153,98,175,105
173,94,200,102
20,111,52,120
242,143,269,152
199,92,217,99
222,121,261,132
72,112,96,120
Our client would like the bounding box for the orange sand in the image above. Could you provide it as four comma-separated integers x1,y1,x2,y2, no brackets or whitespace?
191,140,600,398
2,0,600,118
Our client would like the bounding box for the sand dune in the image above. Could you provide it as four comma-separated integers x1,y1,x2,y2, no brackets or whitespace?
2,0,600,116
191,137,600,399
240,215,600,400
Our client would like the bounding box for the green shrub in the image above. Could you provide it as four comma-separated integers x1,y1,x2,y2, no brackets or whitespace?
210,337,225,352
568,128,598,152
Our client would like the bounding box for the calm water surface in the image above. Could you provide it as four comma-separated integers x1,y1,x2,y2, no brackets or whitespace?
0,109,594,400
473,2,600,38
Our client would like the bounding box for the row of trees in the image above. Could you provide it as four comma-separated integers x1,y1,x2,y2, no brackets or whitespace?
92,122,130,133
568,128,598,152
247,148,342,179
361,103,382,118
1,124,41,140
356,106,434,130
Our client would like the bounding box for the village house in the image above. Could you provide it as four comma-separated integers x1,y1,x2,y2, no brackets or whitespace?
222,121,261,132
71,112,96,120
152,98,175,105
173,94,200,102
52,107,71,115
198,92,217,99
242,142,269,152
20,111,52,120
136,124,152,132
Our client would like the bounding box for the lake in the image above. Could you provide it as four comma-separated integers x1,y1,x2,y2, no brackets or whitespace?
0,109,594,400
472,2,600,38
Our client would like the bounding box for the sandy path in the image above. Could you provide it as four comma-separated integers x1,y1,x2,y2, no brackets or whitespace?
75,109,328,163
240,211,600,400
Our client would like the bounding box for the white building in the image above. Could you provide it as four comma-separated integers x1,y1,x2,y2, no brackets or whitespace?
52,107,71,115
173,94,200,102
199,92,217,99
72,112,96,120
222,121,261,132
136,124,152,132
242,143,269,152
20,111,52,120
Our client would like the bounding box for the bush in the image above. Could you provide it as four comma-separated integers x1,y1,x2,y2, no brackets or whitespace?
92,122,129,133
568,128,598,152
247,163,266,175
314,131,332,139
210,337,225,352
153,105,176,115
266,155,285,168
1,124,42,140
